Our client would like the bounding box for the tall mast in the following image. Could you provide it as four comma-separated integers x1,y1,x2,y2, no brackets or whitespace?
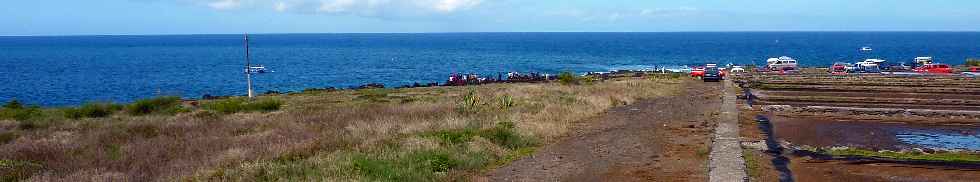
245,33,254,99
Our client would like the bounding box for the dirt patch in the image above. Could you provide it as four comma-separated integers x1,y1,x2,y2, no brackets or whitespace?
790,157,980,182
740,109,784,182
480,80,721,181
736,73,980,182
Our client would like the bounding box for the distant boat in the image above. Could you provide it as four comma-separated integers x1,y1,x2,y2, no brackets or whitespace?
248,65,270,73
860,46,873,51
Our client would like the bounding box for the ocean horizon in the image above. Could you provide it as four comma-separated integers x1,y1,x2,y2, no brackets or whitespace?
3,32,980,106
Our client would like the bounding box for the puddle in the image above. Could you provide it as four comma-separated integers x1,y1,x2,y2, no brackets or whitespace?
897,131,980,151
766,115,980,151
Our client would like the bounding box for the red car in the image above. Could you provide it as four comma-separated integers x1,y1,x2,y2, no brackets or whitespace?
830,62,848,74
690,67,705,77
970,67,979,72
914,64,954,74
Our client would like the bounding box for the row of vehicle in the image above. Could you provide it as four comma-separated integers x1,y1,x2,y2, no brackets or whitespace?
689,64,735,82
830,63,955,74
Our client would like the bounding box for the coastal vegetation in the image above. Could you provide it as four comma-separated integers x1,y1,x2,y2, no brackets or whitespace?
823,147,980,163
0,75,682,181
125,96,187,116
967,58,980,67
64,102,123,119
202,98,283,114
557,71,581,85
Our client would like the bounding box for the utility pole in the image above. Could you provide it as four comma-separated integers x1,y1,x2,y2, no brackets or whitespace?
245,33,254,99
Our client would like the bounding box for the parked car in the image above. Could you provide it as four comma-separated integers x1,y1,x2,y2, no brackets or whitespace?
766,56,798,71
914,57,934,66
914,64,954,74
778,67,799,75
730,66,746,73
883,62,912,72
690,67,705,78
830,62,848,74
704,67,722,82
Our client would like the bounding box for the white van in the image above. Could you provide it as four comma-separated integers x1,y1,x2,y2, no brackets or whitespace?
767,56,798,71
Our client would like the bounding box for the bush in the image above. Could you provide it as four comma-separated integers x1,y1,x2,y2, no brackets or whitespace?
480,122,536,149
0,106,42,122
456,90,482,114
126,96,183,116
423,122,535,150
203,98,283,114
967,58,980,66
0,99,45,122
498,95,515,109
64,102,122,119
350,149,478,181
557,71,580,85
3,100,23,110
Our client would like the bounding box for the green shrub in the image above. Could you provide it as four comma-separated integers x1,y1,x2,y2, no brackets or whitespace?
423,122,536,150
351,149,462,181
456,90,481,113
3,100,23,109
557,71,580,85
126,96,183,116
64,102,122,119
245,99,283,112
203,98,283,114
429,129,478,145
0,106,43,122
498,95,515,109
967,58,980,66
480,122,536,149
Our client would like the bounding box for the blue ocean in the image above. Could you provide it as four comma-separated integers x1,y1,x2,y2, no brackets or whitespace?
2,32,979,106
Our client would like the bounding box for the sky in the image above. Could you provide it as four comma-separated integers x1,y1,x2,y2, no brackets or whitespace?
2,0,980,35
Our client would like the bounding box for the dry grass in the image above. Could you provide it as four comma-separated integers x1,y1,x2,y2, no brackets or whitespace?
0,76,683,181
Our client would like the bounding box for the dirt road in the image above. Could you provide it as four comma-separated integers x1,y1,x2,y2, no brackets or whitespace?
482,80,722,181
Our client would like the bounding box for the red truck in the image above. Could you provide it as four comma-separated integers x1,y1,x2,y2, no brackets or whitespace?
913,64,954,74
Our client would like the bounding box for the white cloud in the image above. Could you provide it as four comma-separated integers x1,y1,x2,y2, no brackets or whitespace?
194,0,485,17
431,0,482,12
547,7,706,23
207,0,241,10
274,1,289,12
638,7,700,17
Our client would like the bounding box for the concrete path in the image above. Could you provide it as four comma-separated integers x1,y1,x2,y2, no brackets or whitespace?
708,80,748,182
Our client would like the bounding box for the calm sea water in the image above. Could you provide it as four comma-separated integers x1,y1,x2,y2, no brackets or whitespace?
2,32,979,106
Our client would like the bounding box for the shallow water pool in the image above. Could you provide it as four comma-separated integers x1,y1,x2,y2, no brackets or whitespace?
765,115,980,151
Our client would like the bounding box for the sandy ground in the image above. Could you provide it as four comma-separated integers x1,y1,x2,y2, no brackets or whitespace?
479,80,722,182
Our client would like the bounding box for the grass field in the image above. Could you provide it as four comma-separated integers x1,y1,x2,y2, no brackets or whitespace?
0,75,683,181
